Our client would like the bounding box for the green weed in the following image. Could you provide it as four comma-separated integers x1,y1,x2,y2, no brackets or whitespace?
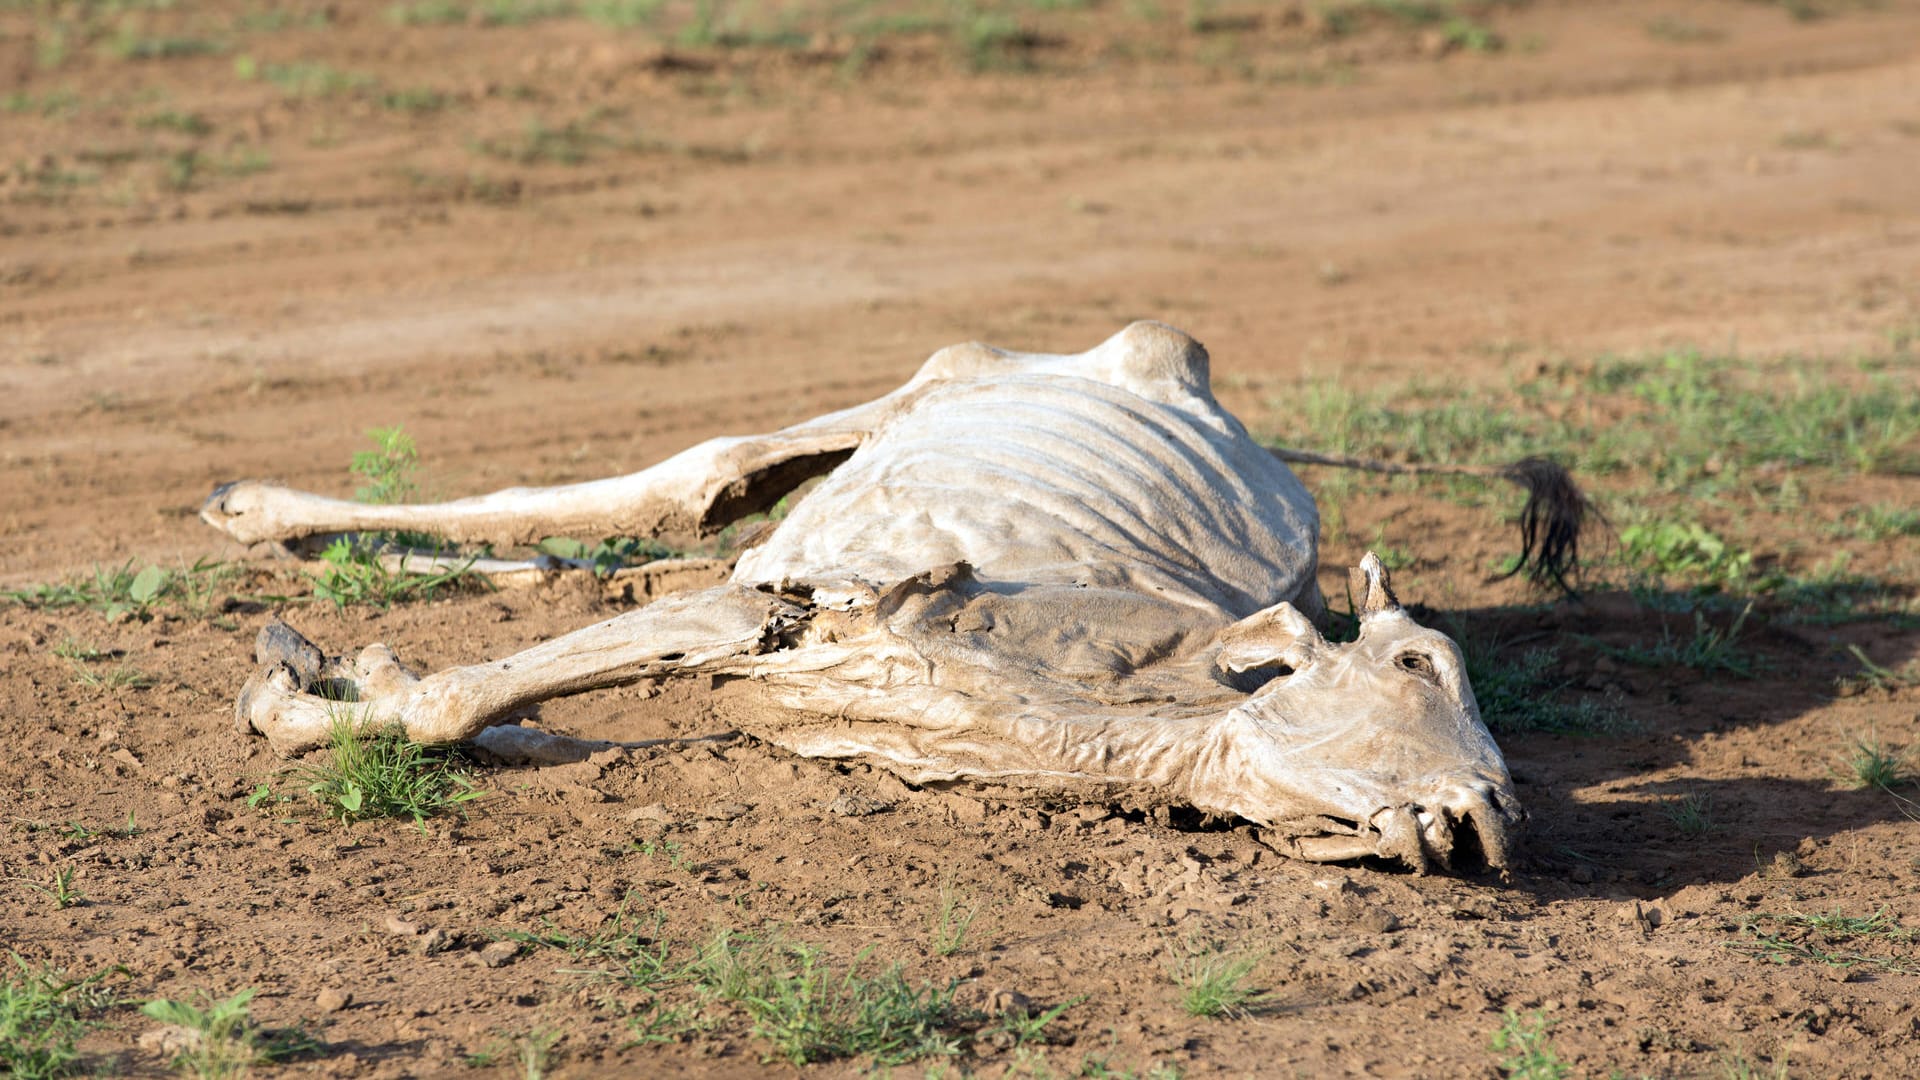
694,932,964,1066
985,995,1081,1048
140,988,319,1078
1489,1008,1569,1080
1450,624,1630,735
1831,503,1920,541
289,714,484,826
350,425,418,504
308,537,477,608
500,897,690,991
1836,645,1920,695
135,109,212,134
1593,603,1761,677
535,535,678,574
0,955,119,1080
1727,906,1920,975
1616,521,1753,593
927,873,981,957
581,0,665,27
104,32,224,61
1833,730,1911,790
1660,789,1715,837
2,560,201,620
1168,942,1265,1019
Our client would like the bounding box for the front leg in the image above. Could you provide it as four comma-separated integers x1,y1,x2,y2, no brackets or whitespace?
239,586,803,755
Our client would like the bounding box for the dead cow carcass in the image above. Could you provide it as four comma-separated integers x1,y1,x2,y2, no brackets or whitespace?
201,322,1584,872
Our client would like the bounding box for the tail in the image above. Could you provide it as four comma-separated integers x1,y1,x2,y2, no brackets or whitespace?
1268,447,1596,597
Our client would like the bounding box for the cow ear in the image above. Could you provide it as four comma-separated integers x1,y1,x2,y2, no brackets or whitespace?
1215,600,1324,674
1349,551,1401,618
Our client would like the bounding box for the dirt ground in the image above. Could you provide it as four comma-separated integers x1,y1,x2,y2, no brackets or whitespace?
4,0,1920,1075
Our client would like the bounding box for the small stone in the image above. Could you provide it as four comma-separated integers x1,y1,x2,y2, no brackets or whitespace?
1352,905,1399,934
987,989,1033,1015
828,794,889,817
382,914,422,937
625,803,673,824
704,802,752,822
316,988,352,1013
478,940,521,968
1569,864,1595,885
421,928,453,956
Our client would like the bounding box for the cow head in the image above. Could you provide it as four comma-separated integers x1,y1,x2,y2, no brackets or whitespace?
1195,553,1524,872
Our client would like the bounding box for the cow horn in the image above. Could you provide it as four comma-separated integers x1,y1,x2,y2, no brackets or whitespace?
1349,551,1401,617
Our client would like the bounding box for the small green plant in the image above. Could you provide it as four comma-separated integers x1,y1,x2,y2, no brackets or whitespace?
1596,603,1761,677
987,995,1082,1048
536,535,679,575
1,955,119,1079
1489,1008,1569,1080
1450,624,1630,735
351,426,419,504
14,867,85,910
927,873,981,957
694,932,963,1066
4,559,235,620
1618,521,1754,592
1718,1049,1790,1080
1834,730,1911,790
1168,941,1265,1019
140,989,268,1078
1835,645,1920,695
290,714,484,826
308,537,476,608
1660,789,1715,837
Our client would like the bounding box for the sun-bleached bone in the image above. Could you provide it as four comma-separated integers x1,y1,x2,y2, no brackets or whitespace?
205,322,1534,873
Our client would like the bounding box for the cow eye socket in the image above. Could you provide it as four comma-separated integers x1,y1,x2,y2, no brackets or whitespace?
1398,652,1437,679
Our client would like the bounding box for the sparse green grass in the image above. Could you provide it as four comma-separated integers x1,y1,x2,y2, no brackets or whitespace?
289,714,484,826
1727,906,1920,975
1616,521,1754,594
1835,645,1920,695
1833,730,1912,790
308,537,478,607
1591,603,1762,678
135,108,212,134
1660,789,1715,837
14,866,85,910
69,661,152,692
140,988,318,1078
695,931,964,1066
103,31,224,61
0,955,119,1080
3,559,236,620
1831,503,1920,541
234,55,373,98
1489,1008,1569,1080
1450,623,1630,735
927,873,981,957
1168,941,1265,1019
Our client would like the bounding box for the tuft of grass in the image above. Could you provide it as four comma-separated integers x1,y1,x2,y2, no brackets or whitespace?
11,867,86,911
308,538,477,608
1489,1008,1570,1080
289,714,484,826
1168,941,1265,1019
1450,623,1631,735
3,560,233,621
1836,645,1920,696
1593,603,1761,678
351,425,418,504
1831,503,1920,541
693,931,964,1066
985,995,1081,1049
1617,521,1754,593
1833,730,1912,790
927,873,981,957
139,988,318,1078
1660,789,1715,837
0,955,119,1080
497,896,690,992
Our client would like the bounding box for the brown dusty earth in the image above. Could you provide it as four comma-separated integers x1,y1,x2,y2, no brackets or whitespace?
4,0,1920,1076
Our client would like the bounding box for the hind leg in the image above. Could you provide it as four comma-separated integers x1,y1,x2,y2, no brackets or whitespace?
237,586,803,755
